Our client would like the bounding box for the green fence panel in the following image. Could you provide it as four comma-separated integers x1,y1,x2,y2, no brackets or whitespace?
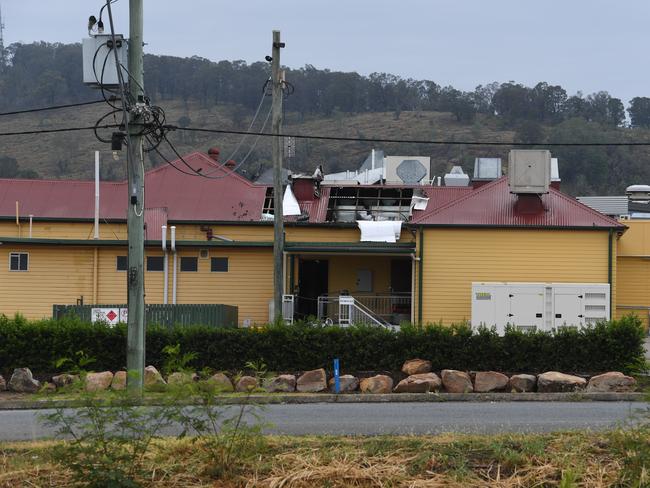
52,304,238,328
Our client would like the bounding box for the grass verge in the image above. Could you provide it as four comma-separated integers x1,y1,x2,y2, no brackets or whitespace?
1,429,649,487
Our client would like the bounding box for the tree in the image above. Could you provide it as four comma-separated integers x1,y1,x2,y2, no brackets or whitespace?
584,92,624,127
515,120,545,144
491,82,532,123
548,118,609,193
628,97,650,128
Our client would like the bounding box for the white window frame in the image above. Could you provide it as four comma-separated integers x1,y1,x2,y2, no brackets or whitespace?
9,252,29,272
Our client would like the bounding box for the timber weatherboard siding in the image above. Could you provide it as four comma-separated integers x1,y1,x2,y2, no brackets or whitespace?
615,220,650,329
418,228,614,325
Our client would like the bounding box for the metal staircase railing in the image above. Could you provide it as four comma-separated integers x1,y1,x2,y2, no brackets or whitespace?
318,295,395,329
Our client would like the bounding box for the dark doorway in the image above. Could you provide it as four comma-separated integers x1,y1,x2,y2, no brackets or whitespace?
297,259,329,318
390,258,412,294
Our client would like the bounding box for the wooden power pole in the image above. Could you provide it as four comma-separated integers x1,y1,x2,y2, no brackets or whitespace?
126,0,145,391
271,30,285,321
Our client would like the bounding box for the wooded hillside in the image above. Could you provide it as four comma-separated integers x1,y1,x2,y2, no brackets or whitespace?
2,42,650,195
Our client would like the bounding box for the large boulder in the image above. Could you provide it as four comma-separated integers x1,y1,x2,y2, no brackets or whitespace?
401,359,432,376
360,375,393,394
52,374,79,389
235,376,259,392
441,369,473,393
587,372,636,392
537,372,586,393
8,368,41,393
328,374,359,393
85,371,114,392
296,369,327,393
510,374,537,393
0,375,6,391
144,366,166,388
474,371,509,393
208,372,234,392
393,372,442,393
111,371,127,390
265,374,296,393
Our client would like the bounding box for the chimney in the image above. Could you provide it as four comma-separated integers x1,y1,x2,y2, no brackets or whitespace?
225,159,236,169
207,147,220,161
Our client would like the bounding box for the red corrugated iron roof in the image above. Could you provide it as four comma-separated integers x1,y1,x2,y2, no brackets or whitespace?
0,152,267,222
0,153,622,230
144,207,168,240
412,177,625,229
0,178,125,219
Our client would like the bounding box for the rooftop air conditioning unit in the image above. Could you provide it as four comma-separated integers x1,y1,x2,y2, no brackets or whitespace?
382,156,430,184
508,149,551,194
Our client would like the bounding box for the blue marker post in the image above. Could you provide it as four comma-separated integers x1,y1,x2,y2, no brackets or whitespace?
333,358,340,394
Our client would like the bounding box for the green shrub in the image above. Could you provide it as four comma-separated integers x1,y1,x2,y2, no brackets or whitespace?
0,314,645,376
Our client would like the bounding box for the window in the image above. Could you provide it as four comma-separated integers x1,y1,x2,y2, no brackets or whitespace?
116,255,127,271
147,256,164,271
180,256,198,272
9,252,28,271
211,257,228,272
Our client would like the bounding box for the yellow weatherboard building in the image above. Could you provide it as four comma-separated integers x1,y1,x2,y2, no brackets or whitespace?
0,150,637,330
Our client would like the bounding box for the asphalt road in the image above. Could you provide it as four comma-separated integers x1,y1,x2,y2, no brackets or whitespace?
1,402,647,441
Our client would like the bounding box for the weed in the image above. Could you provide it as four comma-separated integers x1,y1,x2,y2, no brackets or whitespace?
40,387,185,487
53,350,96,375
161,343,198,376
177,361,269,479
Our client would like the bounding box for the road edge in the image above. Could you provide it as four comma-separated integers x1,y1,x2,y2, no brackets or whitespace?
0,391,645,410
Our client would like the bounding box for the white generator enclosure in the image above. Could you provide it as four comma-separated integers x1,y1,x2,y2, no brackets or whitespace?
471,282,610,334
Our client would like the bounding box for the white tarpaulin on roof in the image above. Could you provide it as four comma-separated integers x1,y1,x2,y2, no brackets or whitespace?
357,220,402,243
283,186,301,216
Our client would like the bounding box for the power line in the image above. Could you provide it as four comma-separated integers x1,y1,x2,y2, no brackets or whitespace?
170,125,650,147
3,120,650,148
0,100,105,117
0,124,119,137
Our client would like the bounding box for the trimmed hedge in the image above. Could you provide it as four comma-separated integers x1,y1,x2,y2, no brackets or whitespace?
0,314,645,376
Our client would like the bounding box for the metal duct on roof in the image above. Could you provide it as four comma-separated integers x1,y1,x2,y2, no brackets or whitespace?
444,166,470,187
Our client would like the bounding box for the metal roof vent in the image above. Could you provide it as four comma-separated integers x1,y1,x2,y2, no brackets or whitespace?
551,158,560,182
508,150,551,194
473,158,502,180
444,166,470,187
626,184,650,202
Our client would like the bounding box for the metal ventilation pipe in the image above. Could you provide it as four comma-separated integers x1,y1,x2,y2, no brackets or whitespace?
94,151,100,240
171,226,177,304
161,225,168,304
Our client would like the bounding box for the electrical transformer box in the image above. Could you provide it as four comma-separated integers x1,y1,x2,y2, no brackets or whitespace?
471,282,610,334
82,35,128,86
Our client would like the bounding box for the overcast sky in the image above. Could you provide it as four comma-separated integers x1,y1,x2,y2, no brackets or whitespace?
3,0,649,104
